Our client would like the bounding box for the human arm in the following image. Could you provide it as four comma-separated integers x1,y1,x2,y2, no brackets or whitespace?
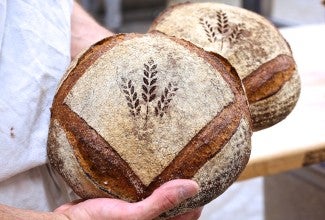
0,179,201,220
70,1,114,59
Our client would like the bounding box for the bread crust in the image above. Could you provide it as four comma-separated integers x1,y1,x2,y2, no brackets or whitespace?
48,32,251,218
243,54,296,103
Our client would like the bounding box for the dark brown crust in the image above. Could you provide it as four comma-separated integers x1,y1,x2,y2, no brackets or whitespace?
243,54,296,103
49,32,251,203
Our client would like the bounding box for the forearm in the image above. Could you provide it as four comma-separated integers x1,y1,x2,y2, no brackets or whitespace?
71,1,114,59
0,204,67,220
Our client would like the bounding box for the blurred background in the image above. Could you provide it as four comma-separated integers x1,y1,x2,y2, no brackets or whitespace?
77,1,325,220
77,0,325,32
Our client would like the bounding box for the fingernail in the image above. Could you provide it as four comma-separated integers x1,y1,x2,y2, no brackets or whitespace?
178,181,200,201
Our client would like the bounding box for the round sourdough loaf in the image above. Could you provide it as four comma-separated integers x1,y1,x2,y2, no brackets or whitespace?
47,32,251,218
149,2,301,131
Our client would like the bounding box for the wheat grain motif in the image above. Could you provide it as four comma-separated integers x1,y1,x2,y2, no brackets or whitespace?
216,10,230,50
120,59,179,123
216,10,229,35
199,18,217,43
200,10,248,50
228,23,245,45
142,58,158,121
155,82,178,118
121,78,141,117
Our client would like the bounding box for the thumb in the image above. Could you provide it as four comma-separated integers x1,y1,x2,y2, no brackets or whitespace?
133,179,199,220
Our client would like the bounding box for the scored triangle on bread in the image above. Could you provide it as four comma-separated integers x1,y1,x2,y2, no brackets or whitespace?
149,2,301,131
47,32,251,218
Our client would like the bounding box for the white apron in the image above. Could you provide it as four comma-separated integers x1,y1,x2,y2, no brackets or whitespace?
0,0,77,211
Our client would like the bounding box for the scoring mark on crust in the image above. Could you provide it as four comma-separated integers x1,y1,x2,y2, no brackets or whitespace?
146,99,242,195
53,104,146,201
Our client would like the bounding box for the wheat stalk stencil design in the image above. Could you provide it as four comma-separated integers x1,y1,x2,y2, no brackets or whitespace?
199,18,217,43
216,10,229,50
228,24,245,45
120,58,178,124
155,82,178,118
121,78,141,117
142,58,158,122
199,10,246,50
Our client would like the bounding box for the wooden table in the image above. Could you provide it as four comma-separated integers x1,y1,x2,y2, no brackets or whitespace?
239,24,325,180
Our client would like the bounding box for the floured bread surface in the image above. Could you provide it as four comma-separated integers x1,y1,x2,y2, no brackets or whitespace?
150,3,301,131
48,32,251,218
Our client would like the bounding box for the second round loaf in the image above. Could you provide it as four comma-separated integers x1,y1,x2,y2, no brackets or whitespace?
150,2,301,131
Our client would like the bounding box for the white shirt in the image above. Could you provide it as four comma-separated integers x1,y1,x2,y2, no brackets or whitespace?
0,0,75,210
